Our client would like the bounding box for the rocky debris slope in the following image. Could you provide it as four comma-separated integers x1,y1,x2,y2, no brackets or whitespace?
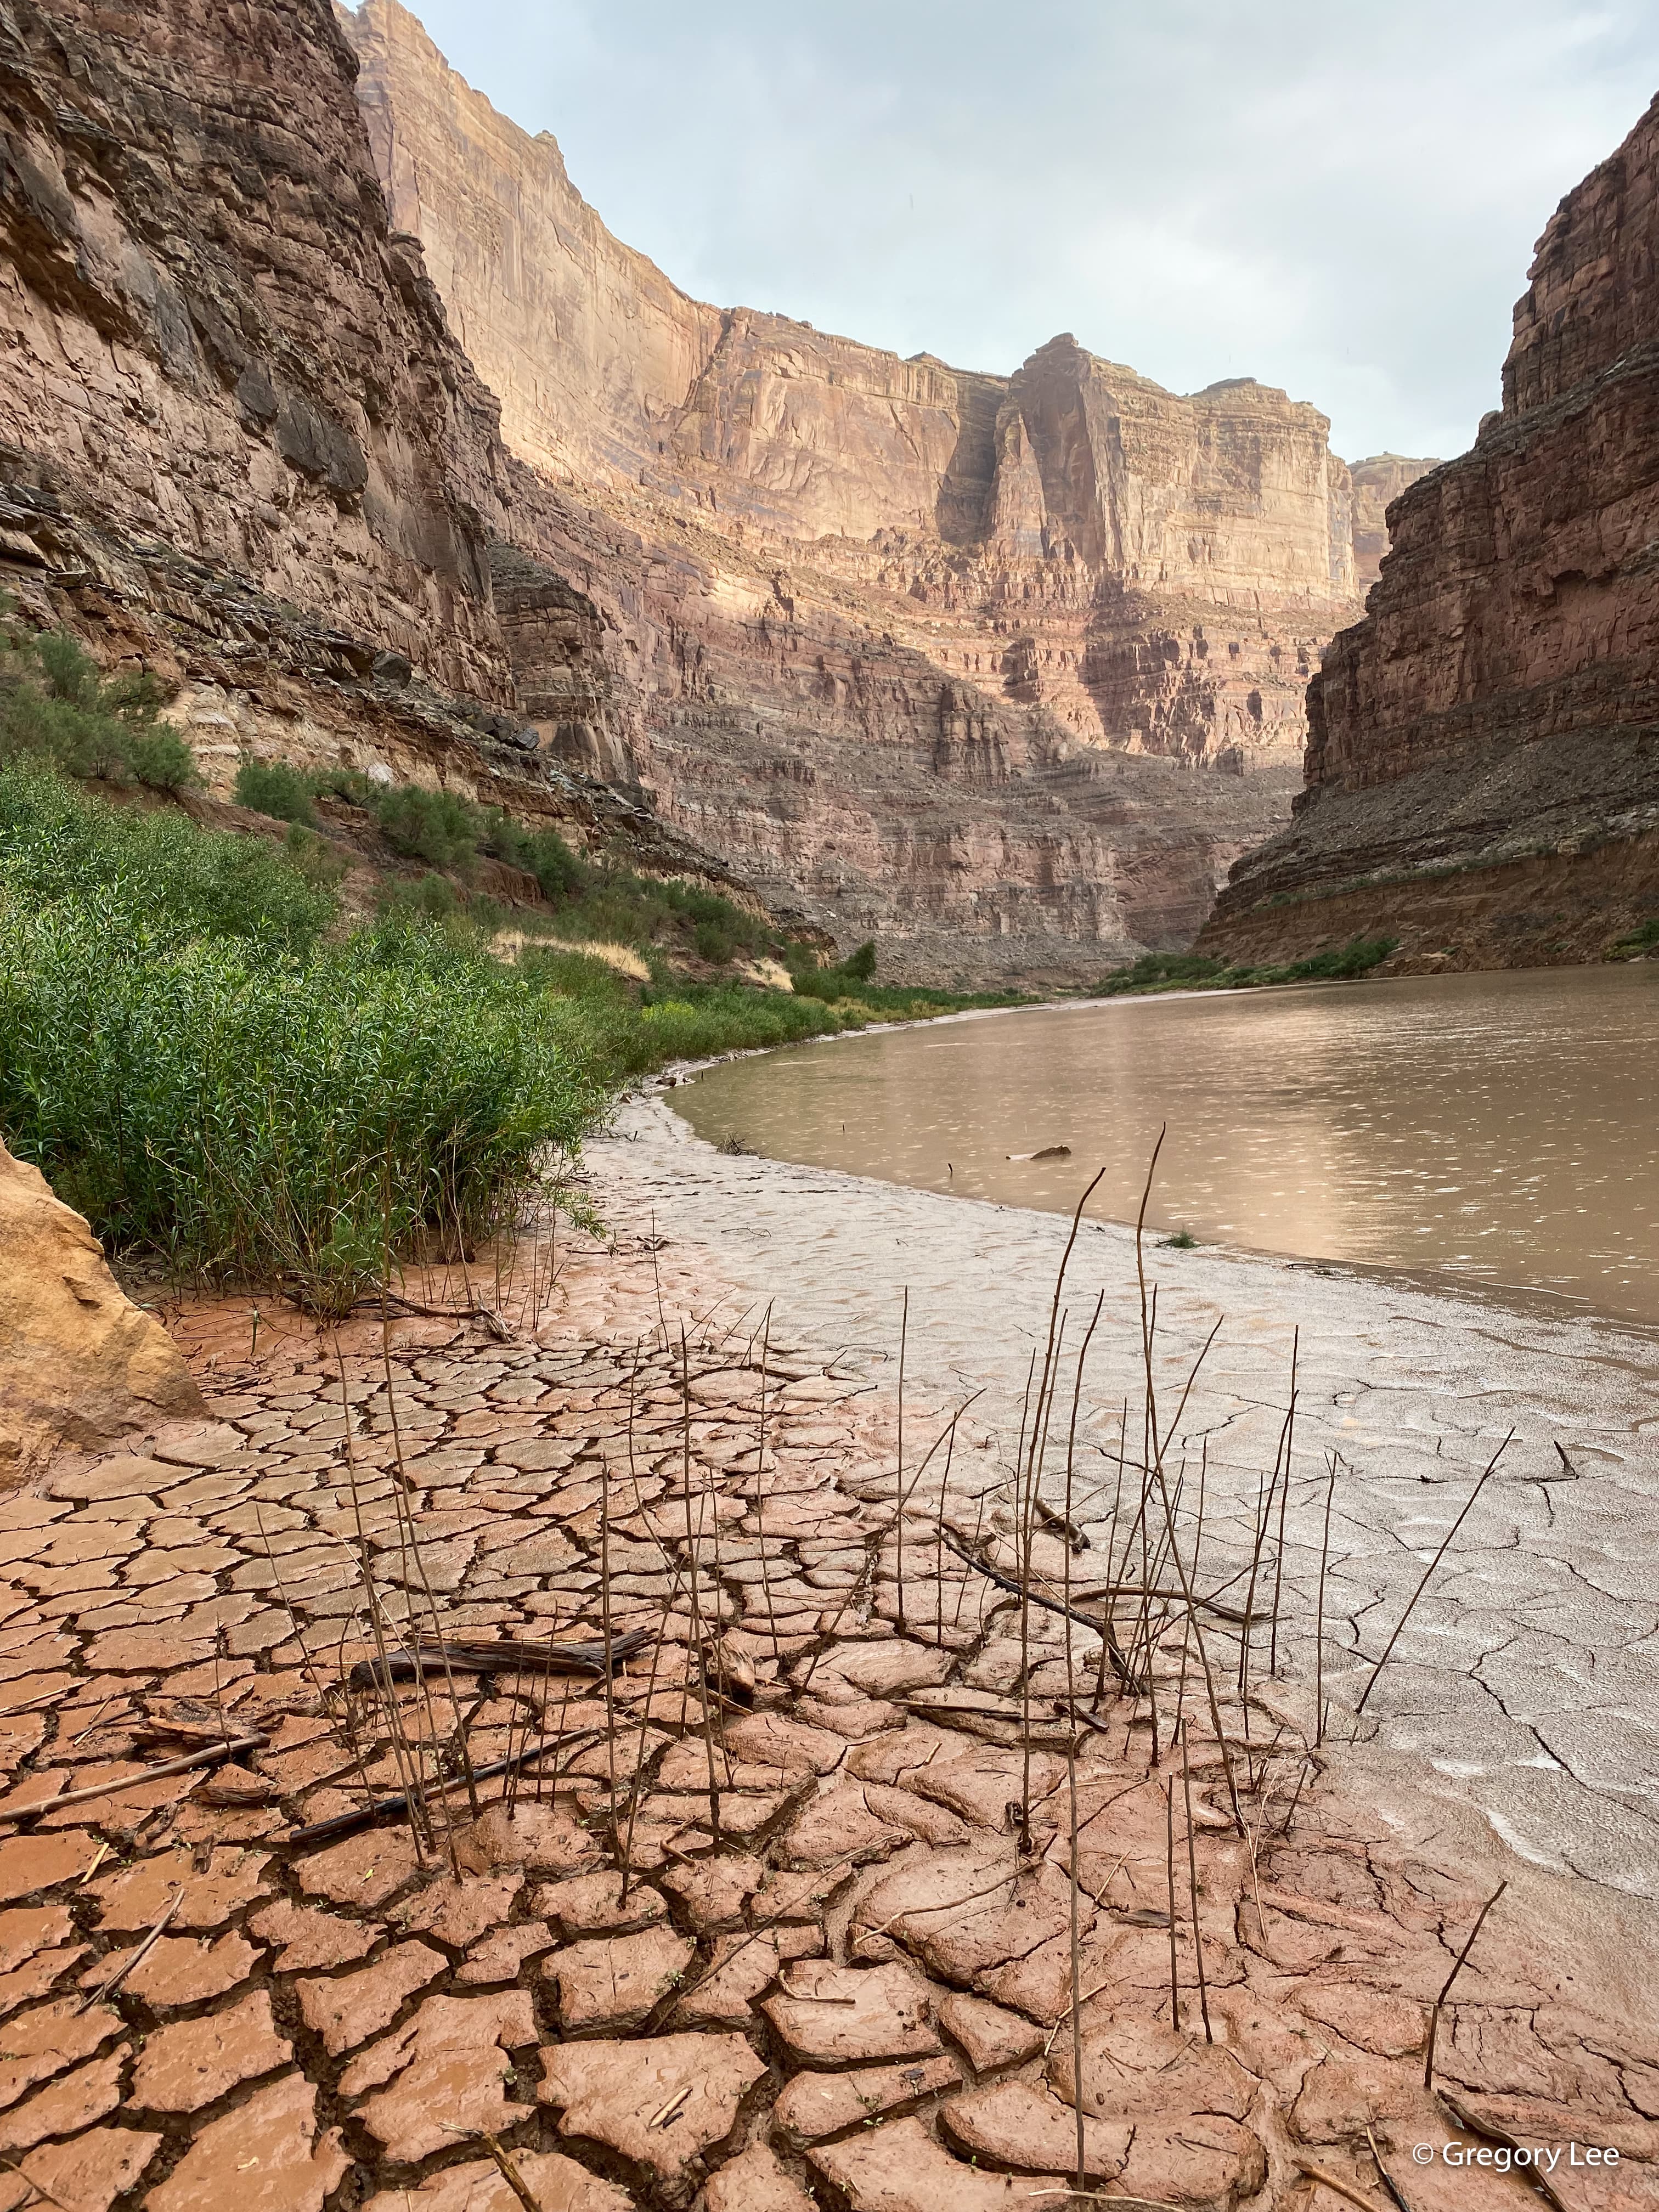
0,1232,1649,2209
1199,94,1659,973
0,1141,199,1478
342,0,1418,979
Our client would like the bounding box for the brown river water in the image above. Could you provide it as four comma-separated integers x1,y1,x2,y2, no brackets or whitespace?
676,962,1659,1327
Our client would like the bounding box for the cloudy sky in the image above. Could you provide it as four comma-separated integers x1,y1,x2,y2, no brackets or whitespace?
387,1,1659,462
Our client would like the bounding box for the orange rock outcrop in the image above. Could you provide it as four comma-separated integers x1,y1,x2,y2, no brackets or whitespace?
0,1141,200,1474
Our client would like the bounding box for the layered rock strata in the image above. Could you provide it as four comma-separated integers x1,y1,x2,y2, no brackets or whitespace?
1201,94,1659,971
0,0,770,907
345,0,1403,977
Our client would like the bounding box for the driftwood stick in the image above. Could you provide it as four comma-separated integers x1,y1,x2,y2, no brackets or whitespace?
0,1734,266,1826
286,1726,605,1848
76,1886,184,2013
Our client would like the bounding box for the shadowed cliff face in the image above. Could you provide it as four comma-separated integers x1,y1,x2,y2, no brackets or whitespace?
1200,92,1659,977
342,0,1408,977
0,0,516,702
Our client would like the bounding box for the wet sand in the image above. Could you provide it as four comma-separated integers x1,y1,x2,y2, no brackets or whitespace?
589,1090,1659,1903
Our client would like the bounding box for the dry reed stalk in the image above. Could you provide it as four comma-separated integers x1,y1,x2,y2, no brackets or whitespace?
797,1406,969,1696
1148,1477,1244,1838
895,1287,909,1630
1179,1717,1213,2041
332,1338,432,1861
377,1302,475,1855
1277,1752,1314,1837
748,1310,786,1669
1355,1434,1512,1719
680,1324,723,1849
1093,1407,1130,1709
1239,1382,1295,1700
1316,1453,1338,1747
598,1353,631,1844
1062,1300,1100,2199
1165,1772,1180,2030
1020,1311,1068,1839
1268,1328,1300,1676
1424,1880,1507,2089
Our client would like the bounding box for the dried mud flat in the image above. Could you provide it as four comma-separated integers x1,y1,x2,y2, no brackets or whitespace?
0,1215,1653,2212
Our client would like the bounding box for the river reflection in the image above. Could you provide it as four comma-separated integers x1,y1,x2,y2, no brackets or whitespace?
675,963,1659,1324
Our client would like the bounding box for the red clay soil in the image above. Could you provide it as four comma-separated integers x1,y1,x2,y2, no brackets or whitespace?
0,1232,1650,2212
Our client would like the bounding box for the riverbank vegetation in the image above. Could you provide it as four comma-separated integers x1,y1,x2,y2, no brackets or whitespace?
0,621,1021,1309
1094,934,1398,996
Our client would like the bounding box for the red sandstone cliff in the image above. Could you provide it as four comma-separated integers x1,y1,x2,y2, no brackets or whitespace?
0,0,745,898
1200,94,1659,973
0,0,1422,982
343,0,1407,977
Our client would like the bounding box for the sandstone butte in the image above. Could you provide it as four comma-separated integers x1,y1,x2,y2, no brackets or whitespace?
0,0,1434,987
1200,91,1659,974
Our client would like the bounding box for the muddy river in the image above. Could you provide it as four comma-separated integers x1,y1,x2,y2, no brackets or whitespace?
675,962,1659,1326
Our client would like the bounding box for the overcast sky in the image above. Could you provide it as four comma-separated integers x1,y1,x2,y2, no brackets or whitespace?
387,1,1659,462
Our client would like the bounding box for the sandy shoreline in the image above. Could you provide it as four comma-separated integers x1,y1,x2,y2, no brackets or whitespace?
589,1089,1659,1907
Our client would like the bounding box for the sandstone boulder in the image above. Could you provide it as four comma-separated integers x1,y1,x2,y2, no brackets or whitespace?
0,1142,200,1476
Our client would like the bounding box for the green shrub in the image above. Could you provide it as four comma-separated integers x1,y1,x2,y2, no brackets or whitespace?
377,871,466,925
1606,917,1659,960
234,755,316,825
311,765,375,806
0,763,334,955
0,619,198,789
370,783,481,871
1096,935,1397,996
479,810,588,902
0,900,602,1314
840,939,877,982
126,723,200,791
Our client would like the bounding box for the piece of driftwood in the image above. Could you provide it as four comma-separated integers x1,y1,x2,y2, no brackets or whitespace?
285,1726,605,1848
0,1733,267,1826
344,1628,652,1694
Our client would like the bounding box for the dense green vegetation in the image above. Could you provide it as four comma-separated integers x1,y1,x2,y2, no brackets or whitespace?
1606,916,1659,961
2,613,198,792
0,695,1001,1309
0,765,610,1313
1095,935,1399,996
234,751,781,968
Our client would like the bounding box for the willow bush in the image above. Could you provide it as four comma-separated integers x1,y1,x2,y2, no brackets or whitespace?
0,767,604,1314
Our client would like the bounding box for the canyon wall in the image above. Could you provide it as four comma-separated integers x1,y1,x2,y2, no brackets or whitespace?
1201,93,1659,974
0,0,748,900
345,0,1406,977
1347,454,1440,590
0,0,1425,983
